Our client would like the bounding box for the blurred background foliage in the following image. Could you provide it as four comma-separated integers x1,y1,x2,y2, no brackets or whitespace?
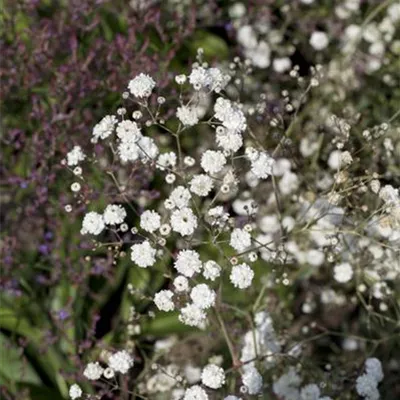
1,0,399,399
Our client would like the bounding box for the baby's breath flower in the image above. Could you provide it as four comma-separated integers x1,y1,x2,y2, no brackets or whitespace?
104,204,127,225
128,73,156,98
175,74,187,84
250,152,275,179
174,250,202,277
92,115,117,143
177,105,200,126
183,385,209,400
179,304,207,328
71,182,81,192
203,260,221,281
201,150,227,175
73,166,82,176
81,212,105,235
83,362,104,380
66,146,86,166
189,174,214,196
230,263,254,289
230,228,252,252
173,275,189,292
333,262,353,283
190,284,216,309
159,223,171,236
154,290,175,312
167,186,192,209
166,173,176,184
242,366,263,394
140,210,161,233
157,152,177,171
131,241,156,268
108,350,134,374
103,367,115,379
170,207,198,236
201,364,225,389
184,156,196,167
69,384,82,399
310,31,329,50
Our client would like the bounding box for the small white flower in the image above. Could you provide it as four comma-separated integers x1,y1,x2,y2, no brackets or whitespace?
365,358,383,382
184,385,209,400
333,262,353,283
216,131,243,153
69,384,82,399
175,74,187,84
116,120,142,141
103,367,115,379
73,166,82,176
83,362,104,380
184,156,196,167
92,115,117,143
131,241,156,268
328,150,341,170
157,152,177,171
230,263,254,289
237,25,258,49
310,31,329,50
300,384,320,400
177,105,200,126
190,284,216,309
166,173,176,184
273,57,292,73
167,186,192,209
170,207,198,236
81,212,105,235
174,250,202,277
154,290,175,312
137,136,159,161
203,260,221,281
201,364,225,389
250,152,275,179
356,374,379,400
173,275,189,292
201,150,227,175
71,182,81,192
128,73,156,98
179,303,207,328
230,228,252,252
66,146,86,166
104,204,127,225
108,350,134,374
140,210,161,233
159,223,171,236
189,174,214,196
242,366,263,394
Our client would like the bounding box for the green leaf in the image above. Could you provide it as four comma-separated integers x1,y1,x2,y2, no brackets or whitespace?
188,31,229,60
0,333,41,392
142,313,196,336
0,307,68,397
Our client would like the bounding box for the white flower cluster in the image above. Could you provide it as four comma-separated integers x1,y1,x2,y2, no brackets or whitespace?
273,367,332,400
66,50,397,399
241,311,281,370
81,204,126,235
108,350,134,374
356,358,384,400
116,120,158,163
128,73,156,98
189,65,230,92
82,350,133,387
66,145,86,166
